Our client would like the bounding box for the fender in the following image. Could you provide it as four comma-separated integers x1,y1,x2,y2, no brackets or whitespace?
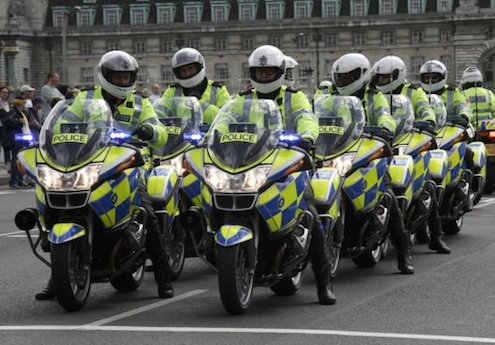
311,167,341,207
388,155,414,189
468,141,487,170
147,165,179,202
215,225,253,247
429,149,449,181
49,223,86,244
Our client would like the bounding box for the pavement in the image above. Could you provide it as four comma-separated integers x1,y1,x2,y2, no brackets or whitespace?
0,163,10,186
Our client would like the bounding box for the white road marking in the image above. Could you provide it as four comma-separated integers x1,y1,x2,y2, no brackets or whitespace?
0,230,23,238
0,326,495,343
476,198,495,208
85,289,207,326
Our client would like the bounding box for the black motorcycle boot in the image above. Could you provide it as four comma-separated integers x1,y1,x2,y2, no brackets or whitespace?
153,256,173,299
35,278,55,301
390,218,414,274
427,209,451,254
315,267,337,305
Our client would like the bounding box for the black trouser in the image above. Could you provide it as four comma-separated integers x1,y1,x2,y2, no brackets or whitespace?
425,181,443,239
137,183,170,274
465,146,475,174
304,186,331,284
383,173,411,256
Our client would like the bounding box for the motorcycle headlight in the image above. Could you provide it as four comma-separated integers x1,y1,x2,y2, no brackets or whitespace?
38,163,103,190
322,153,355,176
205,165,270,192
163,154,185,176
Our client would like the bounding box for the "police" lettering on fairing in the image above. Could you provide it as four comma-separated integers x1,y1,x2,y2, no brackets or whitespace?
319,126,344,135
220,132,258,144
164,126,182,135
52,133,88,144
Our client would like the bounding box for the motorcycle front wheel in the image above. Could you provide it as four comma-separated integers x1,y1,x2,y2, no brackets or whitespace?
270,271,303,296
443,214,463,235
169,220,186,281
51,239,91,311
217,242,255,315
352,245,382,268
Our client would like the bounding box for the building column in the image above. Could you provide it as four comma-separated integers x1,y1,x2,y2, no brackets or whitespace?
3,42,20,92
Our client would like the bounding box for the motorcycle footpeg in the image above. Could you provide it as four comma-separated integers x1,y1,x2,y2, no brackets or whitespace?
291,225,310,252
419,191,432,211
372,205,388,227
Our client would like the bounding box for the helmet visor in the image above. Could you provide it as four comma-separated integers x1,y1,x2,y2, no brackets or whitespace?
421,73,442,84
250,67,283,84
333,68,361,88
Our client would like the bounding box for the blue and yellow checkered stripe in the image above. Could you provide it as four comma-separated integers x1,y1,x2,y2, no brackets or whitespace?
469,141,487,169
344,157,387,212
89,168,141,228
256,171,309,233
148,166,178,203
412,152,430,196
201,184,213,218
216,225,253,247
35,184,46,226
446,142,467,185
181,174,203,208
49,223,85,244
311,168,340,206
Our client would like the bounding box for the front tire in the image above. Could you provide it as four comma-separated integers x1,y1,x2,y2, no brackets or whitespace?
217,243,255,315
111,265,145,292
270,272,303,296
51,239,91,311
168,220,186,281
352,245,382,268
443,215,463,235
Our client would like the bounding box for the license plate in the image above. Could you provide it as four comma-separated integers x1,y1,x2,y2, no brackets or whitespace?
485,143,495,156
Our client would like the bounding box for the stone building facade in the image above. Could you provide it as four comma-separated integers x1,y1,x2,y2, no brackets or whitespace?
0,0,494,95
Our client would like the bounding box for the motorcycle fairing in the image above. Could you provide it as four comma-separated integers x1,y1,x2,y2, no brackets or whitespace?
406,132,433,157
49,223,86,244
389,155,414,188
215,225,253,247
182,174,203,208
98,146,138,182
256,171,309,233
437,126,465,150
201,183,213,218
469,141,487,169
184,148,205,183
148,165,180,225
412,152,431,197
344,157,388,212
352,137,386,170
35,185,47,226
89,167,142,229
478,119,495,131
429,149,449,182
445,142,467,186
17,148,37,182
311,168,341,207
266,148,306,184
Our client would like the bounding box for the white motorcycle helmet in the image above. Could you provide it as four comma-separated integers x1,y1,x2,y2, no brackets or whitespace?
372,55,407,94
97,50,138,99
319,80,333,88
461,66,483,85
332,53,371,96
248,45,286,94
420,60,447,93
284,55,299,88
172,47,206,88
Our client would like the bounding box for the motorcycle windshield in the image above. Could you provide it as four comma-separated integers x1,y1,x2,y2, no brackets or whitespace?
39,99,113,168
314,95,365,157
207,98,283,169
428,94,447,130
385,94,414,140
152,96,203,157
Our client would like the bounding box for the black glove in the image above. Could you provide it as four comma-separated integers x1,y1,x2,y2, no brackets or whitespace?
423,121,437,135
298,137,314,152
377,127,391,141
136,124,154,141
452,116,469,128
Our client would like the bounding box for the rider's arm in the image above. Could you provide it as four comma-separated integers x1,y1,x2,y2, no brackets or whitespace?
200,84,231,125
137,97,168,147
293,91,318,143
452,88,472,122
412,87,436,124
373,92,396,135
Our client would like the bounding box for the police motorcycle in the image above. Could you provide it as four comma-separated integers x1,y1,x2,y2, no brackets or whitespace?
313,95,391,268
149,96,211,280
14,99,149,311
183,98,317,315
387,95,439,245
429,95,486,234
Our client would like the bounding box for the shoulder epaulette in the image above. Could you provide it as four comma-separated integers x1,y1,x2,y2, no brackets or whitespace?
211,81,224,87
285,87,298,93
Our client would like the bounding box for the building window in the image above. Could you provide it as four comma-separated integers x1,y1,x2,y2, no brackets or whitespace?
380,0,395,14
266,1,284,20
270,36,282,49
130,6,150,25
487,25,495,39
52,9,65,28
107,41,120,51
161,65,174,82
409,0,424,14
80,67,94,84
325,34,338,47
410,56,425,75
77,8,95,26
160,39,173,53
440,28,450,43
211,3,230,22
134,40,147,54
215,63,229,80
440,55,451,70
352,32,367,46
215,38,227,51
411,30,424,44
52,43,62,56
322,0,340,17
156,5,176,24
239,2,257,21
295,34,310,48
437,0,451,12
294,1,312,19
242,62,250,79
298,60,311,78
351,0,368,16
137,66,149,83
186,39,199,50
382,31,396,45
80,42,93,55
242,37,255,50
103,6,122,26
184,4,202,23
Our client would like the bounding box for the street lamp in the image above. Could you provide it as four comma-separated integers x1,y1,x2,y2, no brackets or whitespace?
61,6,81,83
313,30,322,86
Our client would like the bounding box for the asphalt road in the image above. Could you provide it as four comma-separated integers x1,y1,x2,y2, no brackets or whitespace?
1,187,495,345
